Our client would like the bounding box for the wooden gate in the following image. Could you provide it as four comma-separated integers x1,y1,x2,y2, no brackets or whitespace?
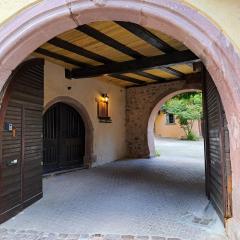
203,70,232,223
0,59,44,223
43,102,85,173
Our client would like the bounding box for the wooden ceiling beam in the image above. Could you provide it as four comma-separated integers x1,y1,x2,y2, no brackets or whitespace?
126,72,202,88
115,21,176,53
48,37,114,64
65,69,144,85
69,50,200,79
110,74,146,85
35,48,89,68
157,66,185,78
133,71,167,83
77,25,170,83
76,25,143,59
115,22,187,78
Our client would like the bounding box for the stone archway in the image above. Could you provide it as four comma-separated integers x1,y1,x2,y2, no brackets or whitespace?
147,89,201,158
0,0,240,237
126,78,201,158
44,96,94,168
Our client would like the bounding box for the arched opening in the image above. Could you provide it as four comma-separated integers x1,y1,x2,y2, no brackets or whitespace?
0,1,239,237
148,89,201,157
43,102,85,173
153,90,203,155
43,96,94,169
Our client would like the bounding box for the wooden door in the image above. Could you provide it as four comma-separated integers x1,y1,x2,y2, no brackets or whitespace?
203,70,232,223
43,102,85,173
0,59,44,223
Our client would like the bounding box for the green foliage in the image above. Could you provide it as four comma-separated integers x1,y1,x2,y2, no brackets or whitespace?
155,149,161,157
186,131,199,141
162,92,202,140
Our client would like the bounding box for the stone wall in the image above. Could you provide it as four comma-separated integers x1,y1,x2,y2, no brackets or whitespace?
126,78,201,158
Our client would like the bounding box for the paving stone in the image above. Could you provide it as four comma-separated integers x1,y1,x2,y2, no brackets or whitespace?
135,236,149,240
0,141,227,240
121,235,135,240
151,237,165,240
105,234,121,240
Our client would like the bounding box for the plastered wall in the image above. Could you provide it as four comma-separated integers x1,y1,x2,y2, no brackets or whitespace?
44,61,126,166
154,112,201,139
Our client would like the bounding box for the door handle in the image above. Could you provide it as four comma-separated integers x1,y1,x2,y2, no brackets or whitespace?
7,159,18,166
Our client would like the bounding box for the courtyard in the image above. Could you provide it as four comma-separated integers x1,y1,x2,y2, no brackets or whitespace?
0,139,226,240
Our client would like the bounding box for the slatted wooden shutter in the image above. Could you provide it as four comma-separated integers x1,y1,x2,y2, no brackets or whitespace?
203,70,232,223
0,59,44,223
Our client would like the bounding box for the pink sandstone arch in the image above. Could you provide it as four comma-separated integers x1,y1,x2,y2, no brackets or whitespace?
44,96,94,168
148,89,201,157
0,0,240,237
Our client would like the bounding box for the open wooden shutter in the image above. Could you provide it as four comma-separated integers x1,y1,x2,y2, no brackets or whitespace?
203,69,232,223
0,59,44,223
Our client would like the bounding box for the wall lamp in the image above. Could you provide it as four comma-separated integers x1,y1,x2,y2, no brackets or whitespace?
97,93,112,123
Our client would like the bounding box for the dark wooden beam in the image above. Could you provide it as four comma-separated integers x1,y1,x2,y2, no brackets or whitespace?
157,66,185,78
110,74,146,85
48,37,114,64
115,21,176,53
66,69,146,85
35,48,89,68
70,50,200,79
76,25,143,59
133,71,166,83
126,72,202,88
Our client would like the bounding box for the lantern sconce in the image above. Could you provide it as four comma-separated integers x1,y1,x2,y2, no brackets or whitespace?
96,93,112,123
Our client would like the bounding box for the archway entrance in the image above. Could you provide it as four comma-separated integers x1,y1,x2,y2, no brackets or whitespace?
43,102,85,173
0,0,239,234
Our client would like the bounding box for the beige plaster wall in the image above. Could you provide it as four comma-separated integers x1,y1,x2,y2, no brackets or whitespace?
154,112,201,139
0,0,41,25
44,61,126,166
0,0,240,52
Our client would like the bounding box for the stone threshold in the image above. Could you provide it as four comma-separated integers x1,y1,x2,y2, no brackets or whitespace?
42,166,87,178
0,228,183,240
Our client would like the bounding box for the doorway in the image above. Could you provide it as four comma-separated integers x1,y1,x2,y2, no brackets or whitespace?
43,102,85,173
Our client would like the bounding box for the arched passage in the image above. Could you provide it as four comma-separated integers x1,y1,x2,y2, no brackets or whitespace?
148,89,201,157
0,0,240,237
44,96,94,169
43,102,85,173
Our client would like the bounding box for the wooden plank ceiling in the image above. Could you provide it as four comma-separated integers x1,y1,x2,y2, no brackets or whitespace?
33,21,201,87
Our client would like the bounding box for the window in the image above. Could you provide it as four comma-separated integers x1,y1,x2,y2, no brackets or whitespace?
166,113,175,124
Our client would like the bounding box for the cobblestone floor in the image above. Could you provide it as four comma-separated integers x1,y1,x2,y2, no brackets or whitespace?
0,228,185,240
0,139,227,240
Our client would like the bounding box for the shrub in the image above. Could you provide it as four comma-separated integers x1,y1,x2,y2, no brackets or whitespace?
186,131,199,141
155,149,161,157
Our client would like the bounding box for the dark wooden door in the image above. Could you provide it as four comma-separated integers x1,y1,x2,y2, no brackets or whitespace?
0,59,44,223
203,69,232,223
43,102,85,173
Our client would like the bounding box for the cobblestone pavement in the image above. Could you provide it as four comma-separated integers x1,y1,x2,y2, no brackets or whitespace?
0,228,225,240
0,139,227,240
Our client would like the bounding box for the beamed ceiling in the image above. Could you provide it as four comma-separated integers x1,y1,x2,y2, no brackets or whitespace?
33,21,201,87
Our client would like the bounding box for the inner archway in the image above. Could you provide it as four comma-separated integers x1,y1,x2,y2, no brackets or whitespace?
148,89,201,158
